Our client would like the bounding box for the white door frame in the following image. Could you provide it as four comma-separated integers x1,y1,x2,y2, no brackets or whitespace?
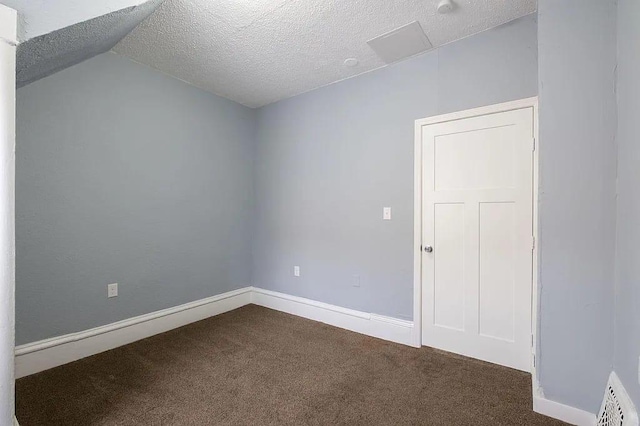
412,96,539,383
0,4,17,425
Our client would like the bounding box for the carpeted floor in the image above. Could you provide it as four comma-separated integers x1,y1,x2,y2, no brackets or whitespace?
16,305,565,425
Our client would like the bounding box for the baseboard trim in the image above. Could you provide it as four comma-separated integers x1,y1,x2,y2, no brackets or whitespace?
533,394,596,426
15,287,416,378
15,287,252,378
250,287,416,347
13,286,595,426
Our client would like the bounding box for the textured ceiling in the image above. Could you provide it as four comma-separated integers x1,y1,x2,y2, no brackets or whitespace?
0,0,152,41
114,0,537,108
16,0,163,87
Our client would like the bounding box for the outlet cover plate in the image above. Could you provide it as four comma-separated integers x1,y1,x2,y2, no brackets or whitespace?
107,283,118,298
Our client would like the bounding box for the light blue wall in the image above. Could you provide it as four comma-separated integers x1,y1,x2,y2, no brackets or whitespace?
253,14,538,319
16,8,626,415
16,52,256,345
614,0,640,409
537,0,617,413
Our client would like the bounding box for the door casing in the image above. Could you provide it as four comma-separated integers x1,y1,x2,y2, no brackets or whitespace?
412,97,539,392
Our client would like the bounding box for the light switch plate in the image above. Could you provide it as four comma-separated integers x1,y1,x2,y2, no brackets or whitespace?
107,283,118,298
293,266,300,277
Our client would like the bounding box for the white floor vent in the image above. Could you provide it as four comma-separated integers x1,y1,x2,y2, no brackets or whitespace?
597,372,639,426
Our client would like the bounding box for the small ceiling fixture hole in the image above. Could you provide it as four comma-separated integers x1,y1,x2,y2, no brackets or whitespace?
344,58,359,67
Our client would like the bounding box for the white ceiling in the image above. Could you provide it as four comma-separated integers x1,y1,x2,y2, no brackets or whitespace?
113,0,535,108
15,0,163,86
0,0,150,41
1,0,537,107
26,0,536,107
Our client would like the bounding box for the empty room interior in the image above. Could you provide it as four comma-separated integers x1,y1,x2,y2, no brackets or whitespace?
0,0,638,425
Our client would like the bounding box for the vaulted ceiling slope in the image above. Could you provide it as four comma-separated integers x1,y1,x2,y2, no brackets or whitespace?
114,0,537,108
0,0,164,86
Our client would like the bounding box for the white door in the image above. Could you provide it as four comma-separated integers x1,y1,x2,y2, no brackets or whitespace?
420,107,534,372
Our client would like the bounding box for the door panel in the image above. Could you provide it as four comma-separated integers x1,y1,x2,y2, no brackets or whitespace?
433,203,465,331
478,201,515,342
421,107,534,372
434,126,516,191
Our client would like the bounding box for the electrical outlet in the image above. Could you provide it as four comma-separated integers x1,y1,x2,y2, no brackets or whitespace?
383,207,392,220
293,266,300,277
107,283,118,298
352,274,361,287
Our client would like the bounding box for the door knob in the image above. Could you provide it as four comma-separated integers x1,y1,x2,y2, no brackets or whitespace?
424,245,433,253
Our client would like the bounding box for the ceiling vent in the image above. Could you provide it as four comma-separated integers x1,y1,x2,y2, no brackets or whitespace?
367,21,432,64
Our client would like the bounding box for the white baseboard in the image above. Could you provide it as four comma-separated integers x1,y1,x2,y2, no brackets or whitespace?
15,286,415,378
533,394,596,426
250,287,416,347
15,287,252,378
13,286,595,426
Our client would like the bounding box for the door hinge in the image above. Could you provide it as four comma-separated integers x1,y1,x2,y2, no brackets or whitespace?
531,236,536,250
531,137,536,151
531,334,534,348
532,353,536,368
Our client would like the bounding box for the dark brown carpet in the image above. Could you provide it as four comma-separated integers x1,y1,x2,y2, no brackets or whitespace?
16,305,564,425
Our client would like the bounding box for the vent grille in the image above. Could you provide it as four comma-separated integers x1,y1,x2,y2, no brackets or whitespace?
366,21,432,64
597,372,639,426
